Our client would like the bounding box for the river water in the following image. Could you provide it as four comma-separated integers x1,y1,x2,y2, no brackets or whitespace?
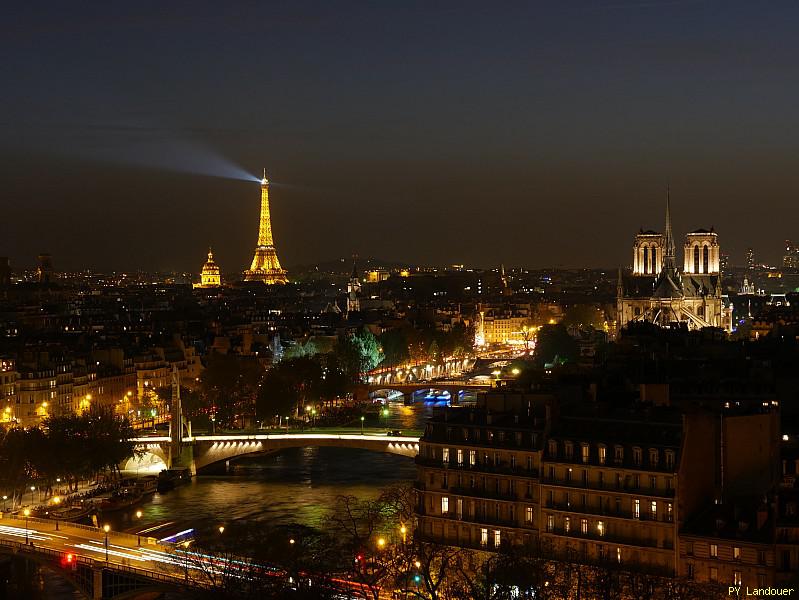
109,400,446,541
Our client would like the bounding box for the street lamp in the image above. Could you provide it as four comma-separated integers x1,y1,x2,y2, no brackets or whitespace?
30,485,35,505
183,540,192,582
400,524,407,544
2,495,7,511
360,415,365,435
218,525,225,535
23,508,30,544
135,510,143,545
103,524,110,562
377,537,386,549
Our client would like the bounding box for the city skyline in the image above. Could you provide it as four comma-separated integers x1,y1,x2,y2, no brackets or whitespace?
3,1,799,271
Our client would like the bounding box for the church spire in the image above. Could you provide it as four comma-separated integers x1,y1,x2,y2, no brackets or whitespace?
663,186,676,269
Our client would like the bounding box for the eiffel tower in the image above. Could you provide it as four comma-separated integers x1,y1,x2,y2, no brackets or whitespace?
244,169,288,284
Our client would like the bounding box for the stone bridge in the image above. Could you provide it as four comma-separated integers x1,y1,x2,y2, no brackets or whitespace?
128,433,420,474
353,380,491,404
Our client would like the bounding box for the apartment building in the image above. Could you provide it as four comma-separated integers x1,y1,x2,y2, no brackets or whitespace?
415,393,551,551
415,392,787,586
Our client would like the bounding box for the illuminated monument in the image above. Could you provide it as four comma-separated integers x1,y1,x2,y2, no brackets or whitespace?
194,248,221,289
244,170,288,284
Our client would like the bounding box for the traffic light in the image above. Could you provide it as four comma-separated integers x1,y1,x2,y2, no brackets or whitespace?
61,553,77,571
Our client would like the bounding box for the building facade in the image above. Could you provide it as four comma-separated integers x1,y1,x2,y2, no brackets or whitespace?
617,196,731,332
194,248,221,288
415,393,786,589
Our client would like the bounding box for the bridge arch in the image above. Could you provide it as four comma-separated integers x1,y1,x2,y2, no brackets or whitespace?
190,436,419,472
122,443,169,473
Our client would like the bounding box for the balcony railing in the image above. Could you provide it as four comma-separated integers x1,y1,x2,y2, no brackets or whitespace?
541,476,675,499
543,501,674,524
415,456,539,478
543,526,674,551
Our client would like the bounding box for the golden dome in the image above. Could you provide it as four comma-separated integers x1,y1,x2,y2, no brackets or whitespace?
196,248,221,288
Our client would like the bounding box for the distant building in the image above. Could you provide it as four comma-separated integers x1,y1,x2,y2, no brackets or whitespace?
244,170,288,284
194,248,221,289
746,247,755,271
0,257,10,287
37,253,54,283
366,269,390,283
720,252,730,275
783,241,799,269
346,257,361,313
617,194,731,331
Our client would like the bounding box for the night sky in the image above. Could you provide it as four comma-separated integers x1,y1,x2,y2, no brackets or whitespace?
2,1,798,273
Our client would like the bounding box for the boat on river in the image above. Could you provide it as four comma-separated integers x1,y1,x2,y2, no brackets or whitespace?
50,503,93,522
97,487,143,513
156,468,192,493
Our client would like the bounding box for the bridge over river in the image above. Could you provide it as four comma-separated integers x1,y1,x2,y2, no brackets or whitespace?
0,514,208,599
129,431,421,473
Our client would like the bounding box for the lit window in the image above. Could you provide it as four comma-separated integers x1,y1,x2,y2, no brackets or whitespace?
633,499,640,519
564,517,571,533
597,521,605,537
480,528,488,546
598,445,606,465
457,449,463,466
469,450,476,466
734,571,742,586
441,497,449,514
442,448,449,464
616,547,622,563
581,444,589,463
494,530,501,547
547,514,554,532
580,518,588,534
650,501,657,519
710,544,718,558
526,506,533,523
734,546,741,560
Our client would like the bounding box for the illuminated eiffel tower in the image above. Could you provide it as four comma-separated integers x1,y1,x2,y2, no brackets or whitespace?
244,169,288,284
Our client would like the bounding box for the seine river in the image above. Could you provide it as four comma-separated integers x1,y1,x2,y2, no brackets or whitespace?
36,399,463,598
110,400,440,540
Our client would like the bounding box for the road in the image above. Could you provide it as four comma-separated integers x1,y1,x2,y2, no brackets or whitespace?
0,514,200,584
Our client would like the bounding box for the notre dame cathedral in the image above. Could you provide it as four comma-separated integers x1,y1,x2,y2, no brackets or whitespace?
616,194,733,332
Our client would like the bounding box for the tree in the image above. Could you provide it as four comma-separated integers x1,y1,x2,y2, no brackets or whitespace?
257,356,323,418
534,324,579,366
200,353,264,428
337,328,384,382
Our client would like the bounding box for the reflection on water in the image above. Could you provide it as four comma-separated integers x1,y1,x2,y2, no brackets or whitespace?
112,402,437,539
